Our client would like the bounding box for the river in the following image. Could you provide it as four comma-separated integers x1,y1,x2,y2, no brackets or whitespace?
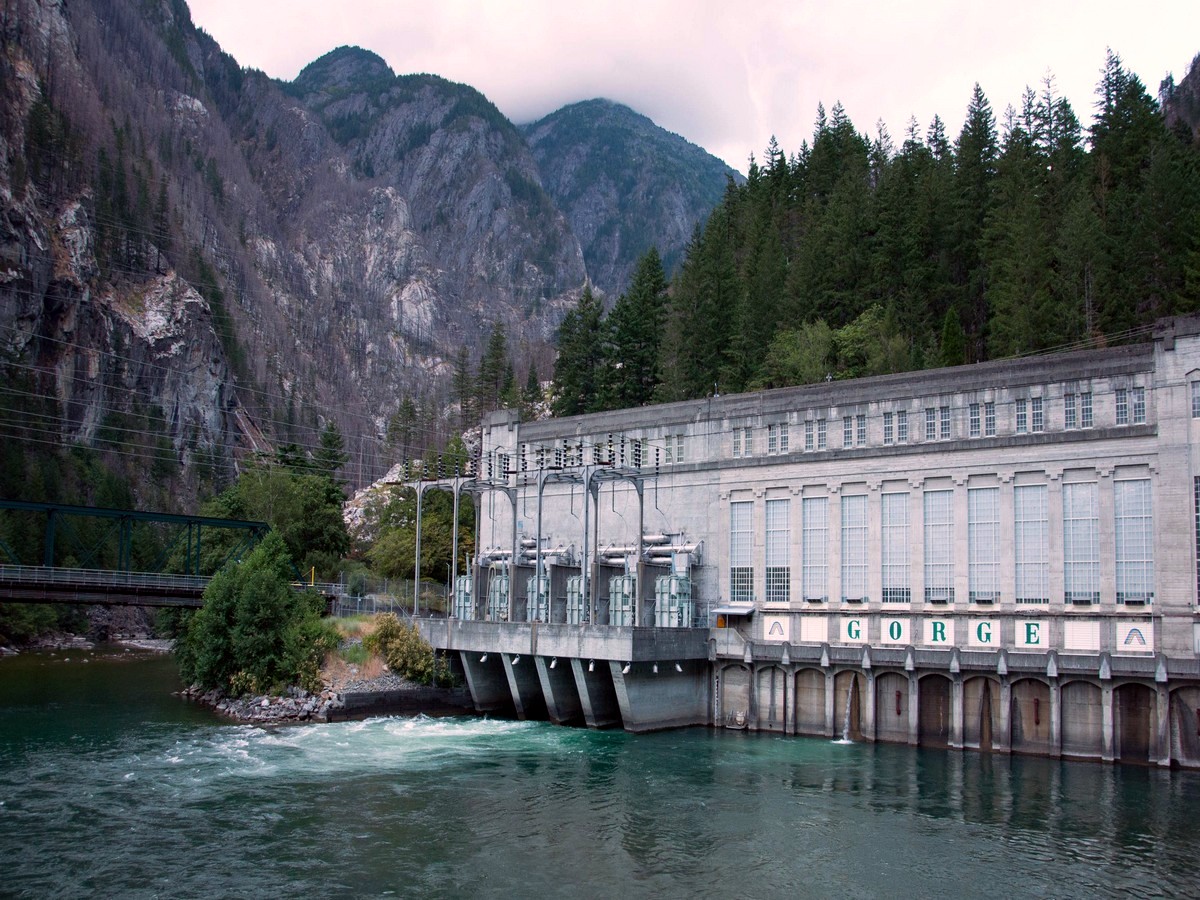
2,648,1198,898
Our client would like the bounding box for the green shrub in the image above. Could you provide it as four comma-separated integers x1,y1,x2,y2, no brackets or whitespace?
175,530,339,695
363,613,452,686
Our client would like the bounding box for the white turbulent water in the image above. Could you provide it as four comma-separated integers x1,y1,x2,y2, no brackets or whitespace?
4,655,1200,898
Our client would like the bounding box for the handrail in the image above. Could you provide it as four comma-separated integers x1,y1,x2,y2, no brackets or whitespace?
0,564,344,596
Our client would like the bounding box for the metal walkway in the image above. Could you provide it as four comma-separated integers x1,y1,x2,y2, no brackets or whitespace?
0,564,343,608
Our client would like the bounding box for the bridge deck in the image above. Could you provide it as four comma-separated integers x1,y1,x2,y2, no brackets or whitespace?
0,565,343,609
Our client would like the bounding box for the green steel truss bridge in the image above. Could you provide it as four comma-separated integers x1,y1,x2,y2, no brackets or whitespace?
0,500,341,608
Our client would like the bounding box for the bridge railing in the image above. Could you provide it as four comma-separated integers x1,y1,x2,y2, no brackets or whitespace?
0,564,211,592
0,564,345,598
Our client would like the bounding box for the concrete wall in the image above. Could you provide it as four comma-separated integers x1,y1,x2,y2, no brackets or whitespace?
411,317,1200,761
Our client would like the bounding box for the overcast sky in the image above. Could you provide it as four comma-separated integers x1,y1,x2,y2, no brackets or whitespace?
187,0,1199,173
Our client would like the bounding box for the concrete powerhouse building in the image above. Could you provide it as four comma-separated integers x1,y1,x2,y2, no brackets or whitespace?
419,316,1200,767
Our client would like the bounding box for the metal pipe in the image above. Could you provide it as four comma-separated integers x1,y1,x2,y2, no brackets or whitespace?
413,484,423,617
535,468,545,623
451,476,460,617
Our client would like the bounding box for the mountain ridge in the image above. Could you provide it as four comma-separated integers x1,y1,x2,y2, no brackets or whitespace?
0,0,735,501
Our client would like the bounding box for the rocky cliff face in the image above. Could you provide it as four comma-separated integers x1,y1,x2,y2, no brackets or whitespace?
1163,53,1200,140
0,0,734,502
0,8,245,496
523,99,742,295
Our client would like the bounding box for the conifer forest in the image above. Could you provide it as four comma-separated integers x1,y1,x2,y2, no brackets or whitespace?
551,52,1200,415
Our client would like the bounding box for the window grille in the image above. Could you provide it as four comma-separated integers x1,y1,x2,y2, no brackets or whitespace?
1015,485,1049,604
841,495,867,601
924,490,954,603
767,424,788,455
802,497,828,601
1115,479,1153,604
881,493,910,603
969,488,1000,603
730,501,754,603
1063,482,1100,604
732,426,753,458
1132,387,1146,424
969,403,981,437
765,499,790,604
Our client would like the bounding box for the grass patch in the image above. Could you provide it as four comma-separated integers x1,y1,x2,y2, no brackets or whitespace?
322,646,389,689
332,614,377,640
339,642,371,666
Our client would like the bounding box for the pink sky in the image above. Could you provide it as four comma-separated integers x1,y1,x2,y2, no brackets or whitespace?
187,0,1198,173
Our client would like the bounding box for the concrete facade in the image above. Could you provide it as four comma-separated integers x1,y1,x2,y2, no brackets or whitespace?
419,316,1200,765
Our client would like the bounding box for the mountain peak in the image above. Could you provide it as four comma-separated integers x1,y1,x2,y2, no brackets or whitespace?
292,46,394,95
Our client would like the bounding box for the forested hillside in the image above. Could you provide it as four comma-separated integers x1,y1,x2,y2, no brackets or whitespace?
552,52,1200,412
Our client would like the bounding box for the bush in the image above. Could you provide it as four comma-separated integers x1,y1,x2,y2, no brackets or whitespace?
175,530,339,695
362,613,452,686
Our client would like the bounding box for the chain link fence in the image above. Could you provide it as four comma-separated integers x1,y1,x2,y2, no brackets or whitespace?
330,576,449,620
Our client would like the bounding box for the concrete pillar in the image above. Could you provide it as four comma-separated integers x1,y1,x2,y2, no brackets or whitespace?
784,667,795,735
950,676,964,749
1155,684,1171,767
908,673,920,746
864,671,876,741
502,652,546,721
824,670,836,738
748,664,759,730
535,656,583,725
997,678,1012,753
570,658,622,728
1049,678,1062,758
1101,684,1115,762
611,660,708,732
459,651,512,713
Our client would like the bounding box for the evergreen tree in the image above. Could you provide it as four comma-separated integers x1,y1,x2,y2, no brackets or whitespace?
953,84,999,353
659,211,738,400
1089,51,1174,335
476,325,511,414
551,287,607,416
314,422,349,485
985,103,1043,356
452,347,474,430
939,308,967,366
520,364,542,420
600,247,668,408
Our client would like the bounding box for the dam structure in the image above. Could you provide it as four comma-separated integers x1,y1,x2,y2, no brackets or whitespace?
419,315,1200,767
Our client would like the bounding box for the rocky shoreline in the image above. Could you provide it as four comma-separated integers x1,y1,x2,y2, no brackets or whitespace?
0,631,166,655
179,683,345,723
178,674,474,724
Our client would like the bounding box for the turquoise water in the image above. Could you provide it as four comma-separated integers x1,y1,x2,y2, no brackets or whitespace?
2,649,1198,898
